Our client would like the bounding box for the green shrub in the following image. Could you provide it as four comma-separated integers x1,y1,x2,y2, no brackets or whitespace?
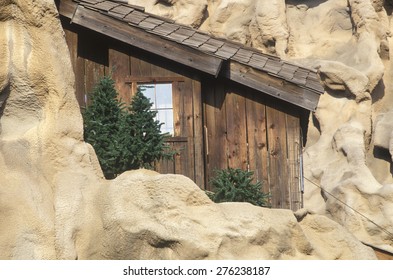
83,76,173,179
208,168,270,207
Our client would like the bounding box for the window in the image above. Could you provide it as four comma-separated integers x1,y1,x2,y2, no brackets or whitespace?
139,83,174,135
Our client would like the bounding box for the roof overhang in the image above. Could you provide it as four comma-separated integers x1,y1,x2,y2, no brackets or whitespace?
59,0,223,77
58,0,324,111
225,61,321,111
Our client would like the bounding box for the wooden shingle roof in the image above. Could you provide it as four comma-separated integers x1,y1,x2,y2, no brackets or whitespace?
58,0,325,111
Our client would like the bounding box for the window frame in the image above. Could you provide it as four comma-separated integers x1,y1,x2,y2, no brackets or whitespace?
138,82,174,136
126,76,185,139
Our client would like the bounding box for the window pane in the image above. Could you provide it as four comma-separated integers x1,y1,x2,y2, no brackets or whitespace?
139,84,156,108
156,83,172,109
137,83,173,135
157,109,174,135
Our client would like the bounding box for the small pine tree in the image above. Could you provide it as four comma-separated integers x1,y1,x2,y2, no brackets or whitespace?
124,88,173,169
83,77,173,179
83,76,125,179
208,168,270,207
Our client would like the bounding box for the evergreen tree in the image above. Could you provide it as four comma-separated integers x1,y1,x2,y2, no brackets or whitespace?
208,168,270,207
83,76,125,179
83,77,173,179
124,88,173,170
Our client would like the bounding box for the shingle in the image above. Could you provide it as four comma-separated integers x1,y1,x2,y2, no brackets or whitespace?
205,38,225,49
183,32,210,48
165,32,189,42
291,77,307,85
280,63,299,73
143,17,165,26
110,5,134,16
94,1,119,12
80,0,103,5
79,0,102,10
198,43,220,53
151,22,179,36
232,48,253,64
306,75,324,92
306,72,321,82
165,28,195,42
175,27,196,37
124,10,148,25
138,17,164,30
108,10,124,19
248,53,268,68
214,43,239,59
293,68,309,79
277,63,298,80
263,59,283,74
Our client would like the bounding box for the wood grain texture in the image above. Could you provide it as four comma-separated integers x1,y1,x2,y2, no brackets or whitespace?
245,91,269,192
203,79,228,190
84,60,105,106
226,61,320,111
266,105,289,209
286,113,302,211
192,79,205,188
109,48,131,104
225,88,248,170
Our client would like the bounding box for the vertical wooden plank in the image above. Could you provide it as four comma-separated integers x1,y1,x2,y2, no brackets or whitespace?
203,80,228,190
155,142,175,174
266,106,289,209
183,79,195,181
245,92,269,194
203,79,215,191
286,113,302,211
130,55,152,77
173,81,183,137
192,79,205,189
172,81,193,179
84,60,105,106
172,81,182,176
173,141,188,177
149,58,180,78
64,28,85,108
129,55,152,97
214,84,229,175
109,48,131,105
280,111,291,210
226,87,248,170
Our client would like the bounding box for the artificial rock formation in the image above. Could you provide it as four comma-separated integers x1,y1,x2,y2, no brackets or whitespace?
0,0,378,259
128,0,393,254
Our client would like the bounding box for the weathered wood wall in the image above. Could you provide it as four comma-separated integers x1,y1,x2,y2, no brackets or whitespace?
62,18,205,189
62,17,303,210
203,78,303,210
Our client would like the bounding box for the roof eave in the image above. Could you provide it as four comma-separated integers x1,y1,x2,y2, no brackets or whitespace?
59,3,224,77
58,0,323,111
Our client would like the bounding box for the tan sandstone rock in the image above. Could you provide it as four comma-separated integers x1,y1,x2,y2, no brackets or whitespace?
0,0,378,260
78,170,376,260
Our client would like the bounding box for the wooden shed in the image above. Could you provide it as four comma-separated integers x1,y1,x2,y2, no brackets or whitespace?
57,0,324,210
